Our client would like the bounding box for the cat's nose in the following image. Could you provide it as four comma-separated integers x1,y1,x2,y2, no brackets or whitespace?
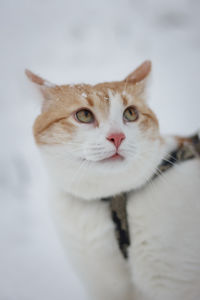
107,132,126,149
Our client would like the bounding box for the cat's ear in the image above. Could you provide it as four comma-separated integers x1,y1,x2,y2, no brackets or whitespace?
25,69,56,89
124,61,152,101
125,60,151,84
25,69,57,112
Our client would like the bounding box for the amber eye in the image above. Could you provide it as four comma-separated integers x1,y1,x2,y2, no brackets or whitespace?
75,109,95,123
123,106,139,122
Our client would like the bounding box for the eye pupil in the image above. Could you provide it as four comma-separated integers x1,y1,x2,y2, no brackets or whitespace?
76,109,94,123
123,106,138,122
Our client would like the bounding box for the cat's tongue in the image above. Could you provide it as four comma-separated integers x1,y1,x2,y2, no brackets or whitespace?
111,153,121,159
104,153,124,161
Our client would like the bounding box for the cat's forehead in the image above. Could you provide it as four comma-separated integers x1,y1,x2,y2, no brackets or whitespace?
55,80,143,109
78,81,141,100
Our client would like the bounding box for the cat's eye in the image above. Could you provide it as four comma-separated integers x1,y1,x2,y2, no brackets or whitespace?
75,109,95,124
123,106,139,122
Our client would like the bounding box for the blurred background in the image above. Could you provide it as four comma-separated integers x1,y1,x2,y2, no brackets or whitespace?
1,0,200,299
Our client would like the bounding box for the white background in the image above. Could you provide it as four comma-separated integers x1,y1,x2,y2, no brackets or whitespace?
1,0,200,299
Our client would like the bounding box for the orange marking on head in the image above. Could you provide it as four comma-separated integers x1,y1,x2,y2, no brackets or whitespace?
138,109,159,135
27,61,158,145
86,97,94,107
34,115,76,145
122,95,128,106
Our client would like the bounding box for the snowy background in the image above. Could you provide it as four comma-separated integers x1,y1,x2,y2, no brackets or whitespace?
1,0,200,299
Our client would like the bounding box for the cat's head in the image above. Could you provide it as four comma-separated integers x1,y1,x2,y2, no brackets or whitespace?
26,61,163,200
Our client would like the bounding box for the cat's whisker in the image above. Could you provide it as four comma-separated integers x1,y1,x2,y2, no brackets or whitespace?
122,148,136,156
69,160,88,185
132,156,159,199
86,146,106,151
136,156,171,198
162,158,177,167
74,160,91,190
153,166,178,193
63,149,82,156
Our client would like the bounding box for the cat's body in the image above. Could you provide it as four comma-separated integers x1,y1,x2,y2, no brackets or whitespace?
45,143,200,300
26,61,200,300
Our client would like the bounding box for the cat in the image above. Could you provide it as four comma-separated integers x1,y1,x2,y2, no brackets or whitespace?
26,61,200,300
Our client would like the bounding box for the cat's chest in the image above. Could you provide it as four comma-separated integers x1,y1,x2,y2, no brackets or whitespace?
50,193,117,254
51,159,200,256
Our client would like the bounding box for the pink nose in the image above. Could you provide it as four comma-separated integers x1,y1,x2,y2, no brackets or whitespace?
107,132,125,149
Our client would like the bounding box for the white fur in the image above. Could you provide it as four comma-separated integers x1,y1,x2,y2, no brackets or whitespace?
81,92,87,98
38,93,200,300
43,80,56,88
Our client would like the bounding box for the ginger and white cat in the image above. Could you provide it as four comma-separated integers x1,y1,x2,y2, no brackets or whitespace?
26,61,200,300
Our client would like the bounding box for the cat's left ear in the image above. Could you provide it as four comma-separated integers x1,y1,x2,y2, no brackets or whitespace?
125,60,151,84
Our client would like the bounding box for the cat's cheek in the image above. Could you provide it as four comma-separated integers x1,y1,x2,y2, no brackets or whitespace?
34,129,73,145
138,111,159,133
34,116,79,145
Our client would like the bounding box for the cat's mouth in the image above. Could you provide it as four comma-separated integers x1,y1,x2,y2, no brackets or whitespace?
82,151,125,163
101,152,124,162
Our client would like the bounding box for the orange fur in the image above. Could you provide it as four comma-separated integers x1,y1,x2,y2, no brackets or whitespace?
125,60,151,84
139,110,159,131
122,95,128,106
26,61,157,145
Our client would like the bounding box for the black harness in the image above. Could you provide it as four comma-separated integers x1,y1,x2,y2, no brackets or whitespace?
102,133,200,259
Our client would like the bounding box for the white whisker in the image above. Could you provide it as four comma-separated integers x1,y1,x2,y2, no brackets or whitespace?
70,160,88,185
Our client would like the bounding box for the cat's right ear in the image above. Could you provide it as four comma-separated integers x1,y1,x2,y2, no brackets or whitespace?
25,69,56,89
25,69,57,111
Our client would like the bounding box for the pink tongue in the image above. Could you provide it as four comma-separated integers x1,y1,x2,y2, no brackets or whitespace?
111,153,120,158
110,153,124,160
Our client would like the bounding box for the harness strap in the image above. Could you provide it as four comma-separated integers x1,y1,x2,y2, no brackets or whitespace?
102,193,130,259
102,133,200,259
